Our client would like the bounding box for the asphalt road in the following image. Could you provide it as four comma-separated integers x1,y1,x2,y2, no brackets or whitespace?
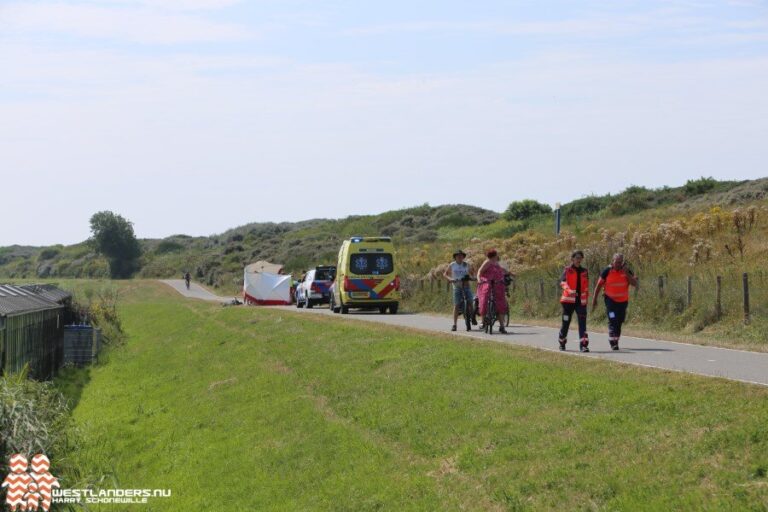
161,279,768,387
160,279,240,303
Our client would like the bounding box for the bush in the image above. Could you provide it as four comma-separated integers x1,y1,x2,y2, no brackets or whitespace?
0,370,78,468
37,248,60,261
684,177,718,195
502,200,553,221
155,240,185,254
436,212,474,228
73,284,125,345
606,187,652,216
223,245,244,255
562,195,608,218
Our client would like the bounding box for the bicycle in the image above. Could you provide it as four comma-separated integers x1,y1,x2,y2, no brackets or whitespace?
501,273,514,328
481,279,498,335
453,275,475,331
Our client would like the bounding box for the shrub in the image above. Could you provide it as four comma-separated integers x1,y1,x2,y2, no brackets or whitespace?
684,177,718,195
72,285,125,345
436,212,474,228
0,370,78,468
223,245,244,255
155,240,185,254
37,248,60,261
503,200,553,221
562,195,608,218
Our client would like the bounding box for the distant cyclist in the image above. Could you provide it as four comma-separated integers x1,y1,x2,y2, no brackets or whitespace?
476,249,508,334
558,250,589,352
184,271,191,290
443,250,476,331
592,253,638,350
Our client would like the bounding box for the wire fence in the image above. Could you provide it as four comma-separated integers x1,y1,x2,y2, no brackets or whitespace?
401,270,765,329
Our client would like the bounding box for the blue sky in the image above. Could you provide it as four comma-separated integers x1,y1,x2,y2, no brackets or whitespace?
1,0,767,245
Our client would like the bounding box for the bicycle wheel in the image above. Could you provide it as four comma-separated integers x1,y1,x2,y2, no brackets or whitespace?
489,301,496,335
463,296,472,331
488,302,496,334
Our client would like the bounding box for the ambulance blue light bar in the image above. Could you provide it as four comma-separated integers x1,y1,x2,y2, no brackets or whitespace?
350,236,392,243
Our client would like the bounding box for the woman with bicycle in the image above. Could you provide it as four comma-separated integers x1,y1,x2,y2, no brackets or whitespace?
444,250,476,331
476,249,509,334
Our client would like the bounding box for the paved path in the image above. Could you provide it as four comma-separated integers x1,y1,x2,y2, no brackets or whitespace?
160,279,239,303
161,280,768,387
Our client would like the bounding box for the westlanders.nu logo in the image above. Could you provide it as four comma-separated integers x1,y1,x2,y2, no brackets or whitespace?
1,454,58,512
2,455,171,509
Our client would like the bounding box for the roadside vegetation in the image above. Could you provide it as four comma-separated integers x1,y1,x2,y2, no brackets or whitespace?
0,371,80,481
0,279,128,505
62,281,768,510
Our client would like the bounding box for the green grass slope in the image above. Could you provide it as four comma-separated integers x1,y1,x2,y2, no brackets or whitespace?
63,281,768,510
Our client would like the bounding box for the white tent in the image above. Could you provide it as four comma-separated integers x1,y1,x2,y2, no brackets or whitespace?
243,262,291,305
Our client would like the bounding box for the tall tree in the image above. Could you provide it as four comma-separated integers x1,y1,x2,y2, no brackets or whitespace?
89,211,142,278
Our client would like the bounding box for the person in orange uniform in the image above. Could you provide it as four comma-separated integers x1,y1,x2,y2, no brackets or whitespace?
558,250,589,352
592,253,639,350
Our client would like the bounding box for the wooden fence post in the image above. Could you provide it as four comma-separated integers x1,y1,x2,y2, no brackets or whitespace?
686,276,693,308
743,272,750,325
658,276,664,299
539,279,545,301
715,275,722,318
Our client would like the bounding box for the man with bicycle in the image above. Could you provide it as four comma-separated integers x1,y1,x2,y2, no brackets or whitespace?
443,250,476,331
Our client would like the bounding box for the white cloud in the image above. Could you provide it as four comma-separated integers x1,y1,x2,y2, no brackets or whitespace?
338,9,710,38
339,7,759,47
0,2,253,43
94,0,243,11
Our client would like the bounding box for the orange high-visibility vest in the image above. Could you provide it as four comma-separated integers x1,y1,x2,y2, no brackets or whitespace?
560,266,589,305
602,267,631,302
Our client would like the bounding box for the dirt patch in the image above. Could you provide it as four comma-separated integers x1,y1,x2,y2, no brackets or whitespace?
208,377,237,391
428,456,459,478
270,360,293,374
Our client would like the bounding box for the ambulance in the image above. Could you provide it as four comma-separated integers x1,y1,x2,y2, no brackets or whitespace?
330,237,400,314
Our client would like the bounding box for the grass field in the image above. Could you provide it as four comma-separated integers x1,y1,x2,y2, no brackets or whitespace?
60,281,768,511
